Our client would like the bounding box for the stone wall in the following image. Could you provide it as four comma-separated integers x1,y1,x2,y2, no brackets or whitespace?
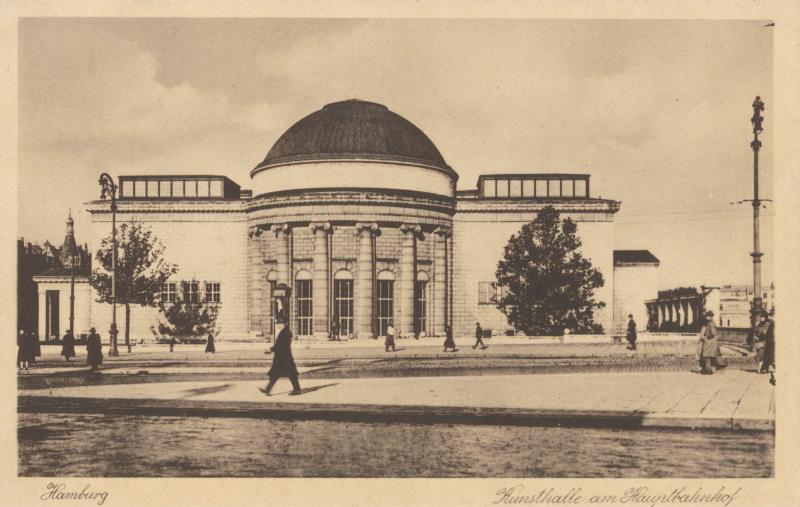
86,203,249,342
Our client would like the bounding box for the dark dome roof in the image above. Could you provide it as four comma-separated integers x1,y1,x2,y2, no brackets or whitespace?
254,99,454,175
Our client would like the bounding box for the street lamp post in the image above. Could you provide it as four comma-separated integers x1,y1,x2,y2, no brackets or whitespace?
69,251,75,337
99,173,120,357
750,97,765,318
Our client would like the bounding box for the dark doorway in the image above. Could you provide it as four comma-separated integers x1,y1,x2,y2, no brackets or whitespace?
45,290,59,339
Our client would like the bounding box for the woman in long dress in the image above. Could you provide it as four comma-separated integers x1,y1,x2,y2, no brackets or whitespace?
17,330,34,370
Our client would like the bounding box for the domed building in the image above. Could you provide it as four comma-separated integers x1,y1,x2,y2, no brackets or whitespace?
76,99,657,344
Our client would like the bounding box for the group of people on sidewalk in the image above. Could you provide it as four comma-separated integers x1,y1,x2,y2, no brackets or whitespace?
17,327,104,371
695,308,776,384
442,322,490,353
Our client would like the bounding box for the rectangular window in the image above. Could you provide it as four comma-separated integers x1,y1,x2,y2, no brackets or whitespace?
478,282,495,305
147,180,158,197
122,180,134,198
296,280,313,336
161,282,177,303
522,179,535,197
535,179,547,197
210,180,223,197
562,179,574,197
159,180,171,197
172,180,185,197
377,280,394,335
334,279,354,336
548,179,560,197
574,179,587,197
509,179,522,197
496,179,509,197
205,282,221,303
415,281,427,335
185,180,197,197
182,281,199,303
134,180,146,197
197,180,210,198
483,179,496,197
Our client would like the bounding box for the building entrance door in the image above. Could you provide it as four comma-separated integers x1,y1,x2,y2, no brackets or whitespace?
45,290,59,339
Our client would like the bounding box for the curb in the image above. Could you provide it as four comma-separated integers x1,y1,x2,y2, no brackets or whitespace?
18,395,774,433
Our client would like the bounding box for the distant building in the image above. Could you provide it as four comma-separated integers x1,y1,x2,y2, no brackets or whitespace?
716,283,775,328
31,212,92,338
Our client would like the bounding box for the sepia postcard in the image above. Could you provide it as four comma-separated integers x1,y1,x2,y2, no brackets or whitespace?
2,1,799,506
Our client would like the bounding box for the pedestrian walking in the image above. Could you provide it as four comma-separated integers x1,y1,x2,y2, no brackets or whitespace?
86,327,103,371
61,329,76,362
753,309,775,376
385,323,396,352
330,318,341,341
17,330,34,370
697,311,721,375
260,324,301,396
443,325,458,352
205,332,216,353
626,314,637,350
472,322,488,350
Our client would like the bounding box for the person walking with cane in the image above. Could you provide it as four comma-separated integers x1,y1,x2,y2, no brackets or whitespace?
260,324,302,396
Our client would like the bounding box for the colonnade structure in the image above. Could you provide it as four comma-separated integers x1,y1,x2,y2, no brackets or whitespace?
644,287,708,332
246,220,452,340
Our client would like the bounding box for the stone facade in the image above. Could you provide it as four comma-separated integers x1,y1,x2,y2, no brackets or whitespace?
61,100,659,343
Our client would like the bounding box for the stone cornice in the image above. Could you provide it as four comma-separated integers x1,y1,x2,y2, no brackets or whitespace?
456,198,621,214
247,188,456,216
85,199,245,214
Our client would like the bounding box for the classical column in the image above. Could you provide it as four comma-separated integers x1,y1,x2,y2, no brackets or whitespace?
38,290,46,340
433,225,451,336
248,225,266,335
398,224,421,337
274,224,291,286
311,222,331,340
681,301,689,327
355,223,378,339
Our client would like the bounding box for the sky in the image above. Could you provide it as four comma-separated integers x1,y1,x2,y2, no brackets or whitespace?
17,18,774,289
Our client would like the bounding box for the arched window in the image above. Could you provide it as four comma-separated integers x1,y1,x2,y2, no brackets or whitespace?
415,272,429,335
376,270,395,336
295,269,313,336
333,270,354,336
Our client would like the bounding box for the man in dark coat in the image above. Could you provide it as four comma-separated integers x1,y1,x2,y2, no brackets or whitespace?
754,310,775,375
626,314,637,350
86,327,103,371
260,325,301,396
205,332,216,353
473,322,488,350
61,329,76,361
443,325,458,352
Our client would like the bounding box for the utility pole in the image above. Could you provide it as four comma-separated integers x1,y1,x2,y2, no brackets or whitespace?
99,173,120,356
750,96,765,317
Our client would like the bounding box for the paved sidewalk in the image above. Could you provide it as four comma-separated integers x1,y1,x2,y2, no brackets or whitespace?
19,369,773,432
31,338,746,366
